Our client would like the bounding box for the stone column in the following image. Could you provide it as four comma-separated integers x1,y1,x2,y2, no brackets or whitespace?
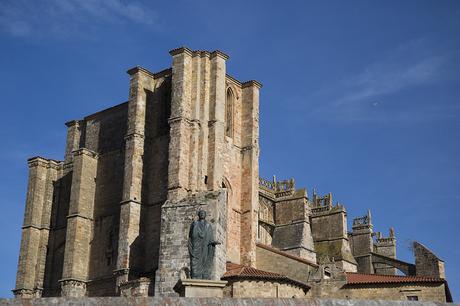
14,157,61,298
240,80,261,267
207,51,228,190
115,67,153,288
60,148,98,297
167,47,194,200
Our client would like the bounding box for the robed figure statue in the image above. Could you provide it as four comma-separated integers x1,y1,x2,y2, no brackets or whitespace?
188,210,220,279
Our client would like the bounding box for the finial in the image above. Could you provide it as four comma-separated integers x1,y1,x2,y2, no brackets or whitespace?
389,227,395,238
367,209,372,224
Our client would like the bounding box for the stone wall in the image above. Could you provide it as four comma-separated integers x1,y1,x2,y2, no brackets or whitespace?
414,242,446,278
309,281,449,303
156,190,227,296
225,280,307,298
0,297,456,305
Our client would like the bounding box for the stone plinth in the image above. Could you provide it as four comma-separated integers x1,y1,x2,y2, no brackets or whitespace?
175,279,227,297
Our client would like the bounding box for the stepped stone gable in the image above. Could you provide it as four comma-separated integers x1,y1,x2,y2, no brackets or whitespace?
13,47,452,303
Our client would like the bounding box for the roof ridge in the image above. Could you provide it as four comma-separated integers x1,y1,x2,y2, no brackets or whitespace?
346,272,444,280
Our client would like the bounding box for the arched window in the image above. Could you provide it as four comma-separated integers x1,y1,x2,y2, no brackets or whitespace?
225,88,234,138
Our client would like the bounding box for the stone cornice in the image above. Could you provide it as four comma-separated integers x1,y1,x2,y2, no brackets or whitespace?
22,224,50,231
192,50,211,58
226,74,242,87
242,80,263,89
210,50,230,60
126,66,156,78
73,148,98,159
169,46,193,57
65,120,81,128
58,278,87,285
153,68,172,79
28,156,63,169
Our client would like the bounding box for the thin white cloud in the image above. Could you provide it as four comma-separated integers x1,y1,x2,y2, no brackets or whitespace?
305,40,456,123
336,55,445,107
0,0,158,38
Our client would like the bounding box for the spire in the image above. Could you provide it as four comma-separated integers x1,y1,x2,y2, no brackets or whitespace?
367,209,372,225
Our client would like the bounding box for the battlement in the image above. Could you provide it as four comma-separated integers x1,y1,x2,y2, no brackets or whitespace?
259,176,297,198
352,210,372,231
374,228,396,245
310,191,345,216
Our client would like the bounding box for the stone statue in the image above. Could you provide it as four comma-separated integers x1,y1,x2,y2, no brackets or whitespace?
188,210,220,279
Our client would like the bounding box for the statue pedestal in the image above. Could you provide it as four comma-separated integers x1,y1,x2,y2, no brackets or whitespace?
175,279,227,297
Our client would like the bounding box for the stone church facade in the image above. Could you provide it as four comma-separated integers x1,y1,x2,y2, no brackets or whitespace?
13,47,452,302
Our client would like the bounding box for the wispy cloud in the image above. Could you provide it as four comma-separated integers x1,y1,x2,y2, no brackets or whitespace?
335,55,445,107
0,0,158,38
305,40,457,123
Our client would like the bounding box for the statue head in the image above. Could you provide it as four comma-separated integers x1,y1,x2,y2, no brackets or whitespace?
198,210,206,220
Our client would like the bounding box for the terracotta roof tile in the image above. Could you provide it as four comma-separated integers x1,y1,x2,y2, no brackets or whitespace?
346,272,446,285
224,263,286,279
223,262,310,289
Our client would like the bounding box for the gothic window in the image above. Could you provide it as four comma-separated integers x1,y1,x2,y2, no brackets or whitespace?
225,88,234,138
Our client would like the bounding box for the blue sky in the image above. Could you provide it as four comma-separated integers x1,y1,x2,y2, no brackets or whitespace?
0,0,459,300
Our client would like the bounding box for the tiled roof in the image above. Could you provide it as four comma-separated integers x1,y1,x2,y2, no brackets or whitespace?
345,272,453,303
346,272,445,284
223,262,310,289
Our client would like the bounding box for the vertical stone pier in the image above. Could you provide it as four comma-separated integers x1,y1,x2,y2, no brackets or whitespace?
115,67,155,289
14,158,61,298
60,148,98,297
240,80,261,267
207,51,228,190
167,47,193,200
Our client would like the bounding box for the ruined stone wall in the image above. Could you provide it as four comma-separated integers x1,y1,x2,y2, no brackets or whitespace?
414,242,446,279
